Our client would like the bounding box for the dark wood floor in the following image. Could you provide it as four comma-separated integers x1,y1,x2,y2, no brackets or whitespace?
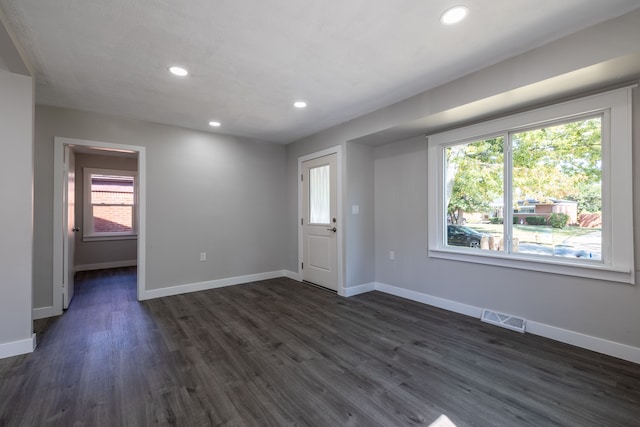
1,268,639,426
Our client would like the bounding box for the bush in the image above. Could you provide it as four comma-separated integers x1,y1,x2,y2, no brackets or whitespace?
489,217,503,224
525,216,547,226
549,213,569,229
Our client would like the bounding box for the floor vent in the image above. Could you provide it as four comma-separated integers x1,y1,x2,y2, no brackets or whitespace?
481,309,526,333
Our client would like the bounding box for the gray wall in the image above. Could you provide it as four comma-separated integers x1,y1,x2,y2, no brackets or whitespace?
0,69,33,348
345,142,375,287
73,152,138,268
34,106,287,308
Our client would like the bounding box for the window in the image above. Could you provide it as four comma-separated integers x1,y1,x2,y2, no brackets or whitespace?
428,87,634,283
83,168,137,241
309,165,330,224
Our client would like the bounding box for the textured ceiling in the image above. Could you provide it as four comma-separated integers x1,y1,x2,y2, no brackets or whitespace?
1,0,640,143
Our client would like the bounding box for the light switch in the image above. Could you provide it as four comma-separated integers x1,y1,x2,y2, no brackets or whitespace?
352,205,360,215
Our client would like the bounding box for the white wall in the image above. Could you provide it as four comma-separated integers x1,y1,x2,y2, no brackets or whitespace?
0,69,34,357
34,106,288,308
73,152,138,269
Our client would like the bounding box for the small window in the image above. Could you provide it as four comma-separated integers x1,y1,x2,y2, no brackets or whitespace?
428,87,634,283
309,165,330,224
83,168,137,241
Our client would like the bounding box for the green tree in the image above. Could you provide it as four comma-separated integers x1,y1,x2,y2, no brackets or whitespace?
512,118,601,204
446,137,503,223
446,118,601,223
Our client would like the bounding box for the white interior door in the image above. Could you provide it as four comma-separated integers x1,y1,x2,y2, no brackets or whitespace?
302,153,338,290
62,146,76,309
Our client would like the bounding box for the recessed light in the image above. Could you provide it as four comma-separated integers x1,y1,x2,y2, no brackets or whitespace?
208,121,221,127
440,6,468,25
294,101,307,108
169,66,188,77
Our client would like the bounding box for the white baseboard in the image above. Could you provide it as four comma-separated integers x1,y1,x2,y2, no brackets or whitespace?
75,260,137,272
0,333,36,359
375,282,482,318
373,282,640,365
140,270,288,301
343,282,377,297
283,270,301,281
33,306,56,320
526,321,640,364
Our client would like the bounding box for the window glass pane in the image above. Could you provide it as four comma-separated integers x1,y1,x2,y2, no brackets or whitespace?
511,118,601,260
90,174,135,234
445,137,504,251
91,174,134,205
309,165,330,224
92,205,133,233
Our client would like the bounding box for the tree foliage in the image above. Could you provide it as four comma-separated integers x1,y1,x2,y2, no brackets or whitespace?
446,118,602,221
446,137,503,223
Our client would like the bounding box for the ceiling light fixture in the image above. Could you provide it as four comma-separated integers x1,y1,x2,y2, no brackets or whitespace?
294,101,307,108
169,66,189,77
209,121,221,127
440,6,469,25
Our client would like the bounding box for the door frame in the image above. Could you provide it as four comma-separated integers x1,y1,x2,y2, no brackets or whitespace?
297,145,344,296
53,137,146,314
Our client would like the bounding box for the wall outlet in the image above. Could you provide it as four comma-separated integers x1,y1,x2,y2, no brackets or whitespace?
389,251,395,261
200,252,207,261
352,205,360,215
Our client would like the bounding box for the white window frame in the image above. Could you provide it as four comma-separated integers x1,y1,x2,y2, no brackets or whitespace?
83,167,138,241
427,87,634,284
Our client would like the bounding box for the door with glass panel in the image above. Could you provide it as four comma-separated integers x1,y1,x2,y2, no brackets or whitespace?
302,154,338,290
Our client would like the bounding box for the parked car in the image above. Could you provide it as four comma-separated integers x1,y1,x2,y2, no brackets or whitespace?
447,225,486,248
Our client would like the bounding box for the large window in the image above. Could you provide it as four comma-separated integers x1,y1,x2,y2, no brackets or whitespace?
428,88,634,283
83,168,137,240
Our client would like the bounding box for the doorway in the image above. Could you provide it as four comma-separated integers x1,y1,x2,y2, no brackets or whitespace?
53,137,146,314
298,146,343,295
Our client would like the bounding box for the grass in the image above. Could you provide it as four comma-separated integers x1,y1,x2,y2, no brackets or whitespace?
468,223,600,245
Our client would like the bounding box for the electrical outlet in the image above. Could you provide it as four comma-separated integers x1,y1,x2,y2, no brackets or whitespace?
389,251,395,261
200,252,206,261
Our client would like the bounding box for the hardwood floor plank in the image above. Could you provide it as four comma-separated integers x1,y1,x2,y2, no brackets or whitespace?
1,268,640,426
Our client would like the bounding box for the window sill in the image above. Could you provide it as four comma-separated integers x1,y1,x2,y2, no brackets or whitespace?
428,247,634,284
83,234,138,242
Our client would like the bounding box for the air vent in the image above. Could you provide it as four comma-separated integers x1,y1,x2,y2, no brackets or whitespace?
481,309,526,333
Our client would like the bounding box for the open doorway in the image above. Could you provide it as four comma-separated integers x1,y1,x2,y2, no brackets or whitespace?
53,137,146,314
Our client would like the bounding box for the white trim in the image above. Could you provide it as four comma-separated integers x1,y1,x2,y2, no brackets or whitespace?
297,145,345,295
283,270,301,281
32,306,56,320
526,321,640,364
343,282,377,297
374,281,640,364
75,260,138,272
0,334,36,359
427,87,635,284
139,270,288,301
375,282,481,318
53,137,146,312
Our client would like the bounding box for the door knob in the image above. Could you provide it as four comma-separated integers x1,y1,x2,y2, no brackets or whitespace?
72,227,80,232
327,227,337,232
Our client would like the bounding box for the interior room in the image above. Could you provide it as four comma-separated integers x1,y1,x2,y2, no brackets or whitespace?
1,1,640,425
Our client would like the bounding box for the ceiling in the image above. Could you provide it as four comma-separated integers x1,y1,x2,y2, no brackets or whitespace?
1,1,639,144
